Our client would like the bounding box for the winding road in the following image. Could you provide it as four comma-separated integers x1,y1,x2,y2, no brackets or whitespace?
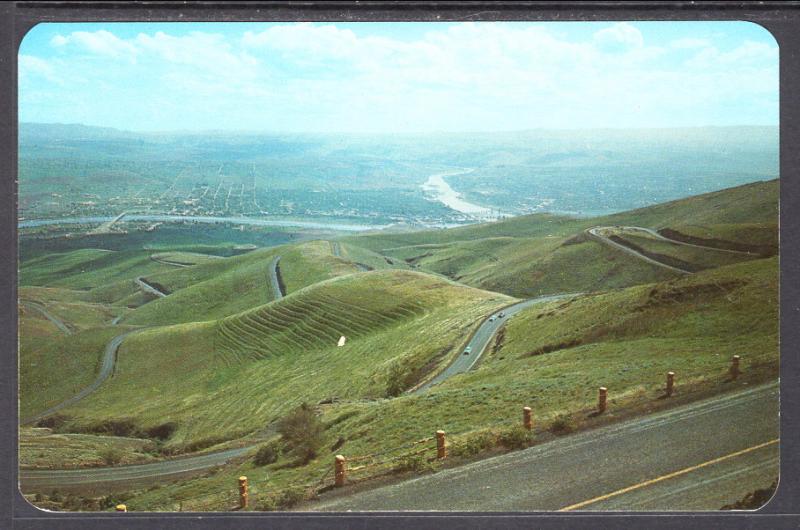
309,382,779,511
20,230,766,495
268,256,284,299
587,227,693,275
20,271,559,490
20,300,72,335
616,226,752,255
587,225,755,276
412,293,579,393
20,330,137,426
331,241,371,272
20,446,252,491
135,277,168,298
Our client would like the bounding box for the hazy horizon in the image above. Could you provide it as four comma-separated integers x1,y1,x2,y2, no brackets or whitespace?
19,121,780,137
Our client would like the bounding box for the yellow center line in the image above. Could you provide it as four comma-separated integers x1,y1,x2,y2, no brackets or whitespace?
558,438,779,512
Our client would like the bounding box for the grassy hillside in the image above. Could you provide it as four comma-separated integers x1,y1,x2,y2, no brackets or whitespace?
345,180,778,298
19,324,127,419
121,240,377,326
19,249,173,291
20,427,158,469
117,257,778,511
49,271,512,451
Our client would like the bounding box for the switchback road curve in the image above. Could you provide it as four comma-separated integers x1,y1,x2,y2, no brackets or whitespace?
20,330,137,426
20,300,72,335
587,227,693,274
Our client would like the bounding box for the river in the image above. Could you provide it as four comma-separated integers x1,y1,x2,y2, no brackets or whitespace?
420,169,495,219
19,214,386,233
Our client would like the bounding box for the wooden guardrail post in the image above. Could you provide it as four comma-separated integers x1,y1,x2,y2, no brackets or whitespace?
666,371,675,397
238,476,248,509
115,504,127,512
731,355,741,380
598,387,608,414
523,406,532,431
436,430,447,459
335,455,347,487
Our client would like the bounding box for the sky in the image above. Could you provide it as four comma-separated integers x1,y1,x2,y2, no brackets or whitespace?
18,21,779,133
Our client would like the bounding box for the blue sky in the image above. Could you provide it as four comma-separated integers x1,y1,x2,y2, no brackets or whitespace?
18,21,778,133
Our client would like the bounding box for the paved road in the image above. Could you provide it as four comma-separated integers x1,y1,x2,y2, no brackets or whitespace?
20,330,137,426
412,294,579,393
331,241,371,271
150,256,191,268
621,226,753,255
135,277,168,298
268,256,284,299
587,227,692,275
20,300,72,335
310,381,779,511
20,446,251,491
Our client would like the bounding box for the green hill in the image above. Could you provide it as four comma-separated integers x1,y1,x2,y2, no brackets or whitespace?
344,180,778,298
47,270,512,450
122,240,393,326
118,256,778,511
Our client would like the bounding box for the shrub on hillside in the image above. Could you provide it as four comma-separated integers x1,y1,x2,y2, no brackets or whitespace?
258,486,313,511
254,440,282,466
548,414,576,435
497,425,531,450
98,446,124,466
277,403,324,465
449,430,498,459
35,414,70,431
394,454,433,474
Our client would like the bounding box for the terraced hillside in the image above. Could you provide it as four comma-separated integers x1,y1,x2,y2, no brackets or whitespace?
121,240,395,326
47,270,512,450
216,274,427,365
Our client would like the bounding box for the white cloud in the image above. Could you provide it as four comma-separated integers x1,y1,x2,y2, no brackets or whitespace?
18,54,61,84
50,34,68,47
670,37,710,49
593,23,644,51
51,30,138,60
23,23,778,131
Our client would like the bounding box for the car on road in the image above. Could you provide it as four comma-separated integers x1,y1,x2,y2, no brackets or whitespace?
489,316,496,322
463,346,472,355
498,311,505,318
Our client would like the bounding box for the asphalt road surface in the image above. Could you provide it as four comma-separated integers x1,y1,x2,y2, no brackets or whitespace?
269,255,284,299
310,381,779,511
331,241,370,271
618,226,752,255
20,446,251,491
150,255,191,268
586,227,692,275
20,330,137,426
135,277,168,298
21,300,72,335
412,293,578,393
